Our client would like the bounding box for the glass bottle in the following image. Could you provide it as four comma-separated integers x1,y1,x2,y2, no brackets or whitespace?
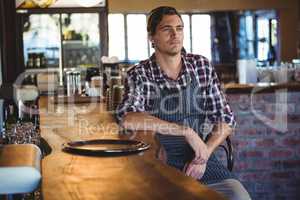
4,103,18,144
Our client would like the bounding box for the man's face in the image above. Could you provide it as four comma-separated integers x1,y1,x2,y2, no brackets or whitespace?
150,14,184,56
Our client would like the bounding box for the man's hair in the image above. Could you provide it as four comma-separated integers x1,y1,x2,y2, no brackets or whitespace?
147,6,183,36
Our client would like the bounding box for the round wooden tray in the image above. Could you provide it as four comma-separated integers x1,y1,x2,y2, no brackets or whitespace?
62,139,150,156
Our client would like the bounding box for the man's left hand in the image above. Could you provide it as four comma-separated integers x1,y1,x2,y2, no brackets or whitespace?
183,143,211,180
183,161,207,180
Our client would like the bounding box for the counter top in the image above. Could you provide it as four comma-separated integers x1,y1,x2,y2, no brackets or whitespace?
224,81,300,94
39,97,225,200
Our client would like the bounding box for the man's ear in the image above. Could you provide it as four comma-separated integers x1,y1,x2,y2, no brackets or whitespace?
148,34,153,43
148,35,155,48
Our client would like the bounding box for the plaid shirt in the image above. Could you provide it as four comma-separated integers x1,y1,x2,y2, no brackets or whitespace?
116,53,236,128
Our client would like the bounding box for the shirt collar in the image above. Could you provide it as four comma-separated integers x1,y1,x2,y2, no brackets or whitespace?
149,52,192,90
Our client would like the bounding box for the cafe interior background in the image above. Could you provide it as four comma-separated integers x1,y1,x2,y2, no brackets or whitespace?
0,0,300,199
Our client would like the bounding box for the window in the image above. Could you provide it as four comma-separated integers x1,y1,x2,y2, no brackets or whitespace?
191,14,211,60
245,15,255,58
257,18,270,61
181,14,191,53
126,14,148,61
108,14,125,60
108,13,212,62
108,14,148,62
23,14,60,68
237,13,255,59
238,10,278,66
270,19,278,47
22,13,101,69
255,11,278,65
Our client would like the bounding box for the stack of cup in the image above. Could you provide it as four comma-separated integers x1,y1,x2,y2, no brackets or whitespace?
112,85,124,111
89,76,103,97
66,70,81,96
106,76,122,111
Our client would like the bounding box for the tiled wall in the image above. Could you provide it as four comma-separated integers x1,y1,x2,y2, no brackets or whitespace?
225,91,300,200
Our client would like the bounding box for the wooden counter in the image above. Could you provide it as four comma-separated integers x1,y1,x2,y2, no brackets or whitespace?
39,97,226,200
224,81,300,94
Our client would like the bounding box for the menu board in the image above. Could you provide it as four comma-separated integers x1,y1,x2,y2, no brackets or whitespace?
16,0,106,8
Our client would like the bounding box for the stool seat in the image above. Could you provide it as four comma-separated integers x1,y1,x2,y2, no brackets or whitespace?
0,144,42,194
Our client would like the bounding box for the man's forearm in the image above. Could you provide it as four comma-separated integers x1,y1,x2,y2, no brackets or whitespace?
123,112,188,137
205,122,233,156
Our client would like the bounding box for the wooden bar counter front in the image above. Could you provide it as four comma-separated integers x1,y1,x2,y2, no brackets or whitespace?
39,97,226,200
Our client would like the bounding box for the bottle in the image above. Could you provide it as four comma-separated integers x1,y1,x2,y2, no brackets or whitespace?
35,53,41,68
4,103,17,144
27,53,34,68
40,53,47,68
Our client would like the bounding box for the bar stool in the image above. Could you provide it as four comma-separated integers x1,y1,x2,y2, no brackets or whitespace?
0,144,42,199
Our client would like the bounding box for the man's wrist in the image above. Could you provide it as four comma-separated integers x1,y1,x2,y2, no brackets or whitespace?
206,144,214,157
179,126,192,137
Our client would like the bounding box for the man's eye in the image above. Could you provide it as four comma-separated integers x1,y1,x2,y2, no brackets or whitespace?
162,28,172,32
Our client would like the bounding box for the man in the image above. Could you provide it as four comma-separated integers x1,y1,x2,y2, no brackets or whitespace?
117,6,251,200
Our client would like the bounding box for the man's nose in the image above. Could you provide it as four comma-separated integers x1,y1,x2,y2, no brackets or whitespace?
170,28,178,37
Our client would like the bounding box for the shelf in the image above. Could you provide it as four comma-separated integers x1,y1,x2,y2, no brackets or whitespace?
25,68,60,73
224,81,300,94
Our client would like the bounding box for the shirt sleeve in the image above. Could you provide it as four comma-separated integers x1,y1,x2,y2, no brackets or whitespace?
205,63,236,128
115,72,146,125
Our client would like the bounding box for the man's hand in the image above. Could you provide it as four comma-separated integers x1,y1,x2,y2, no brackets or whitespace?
183,161,207,179
184,127,211,164
182,127,211,180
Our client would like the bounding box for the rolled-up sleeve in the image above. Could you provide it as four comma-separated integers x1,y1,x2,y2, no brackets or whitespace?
115,72,146,124
205,63,236,128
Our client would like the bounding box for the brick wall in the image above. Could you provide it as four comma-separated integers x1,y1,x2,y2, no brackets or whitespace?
225,91,300,200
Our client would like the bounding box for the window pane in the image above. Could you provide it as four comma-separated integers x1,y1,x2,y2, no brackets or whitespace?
62,13,100,68
245,15,255,57
181,14,191,53
108,14,125,60
271,19,278,46
257,18,269,61
191,14,211,60
127,14,148,61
